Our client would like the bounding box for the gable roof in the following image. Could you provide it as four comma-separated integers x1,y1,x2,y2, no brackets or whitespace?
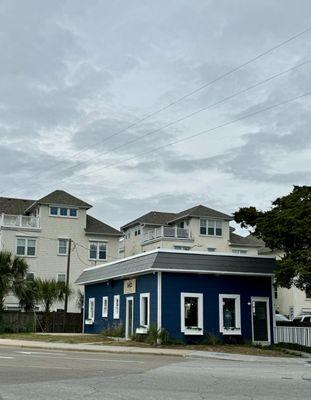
26,190,92,212
121,211,177,230
168,204,232,223
121,204,232,230
229,232,263,248
0,197,35,215
86,215,123,236
76,249,276,285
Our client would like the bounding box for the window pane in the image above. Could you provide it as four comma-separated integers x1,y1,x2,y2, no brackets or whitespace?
184,297,198,327
216,228,222,236
58,239,68,254
69,208,77,217
141,296,149,326
60,208,68,216
98,243,106,259
223,298,236,329
50,207,58,215
208,227,215,235
26,272,34,281
27,239,36,256
17,238,26,255
57,273,66,283
89,243,97,259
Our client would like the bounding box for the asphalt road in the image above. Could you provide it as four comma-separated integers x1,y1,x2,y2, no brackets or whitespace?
0,346,310,399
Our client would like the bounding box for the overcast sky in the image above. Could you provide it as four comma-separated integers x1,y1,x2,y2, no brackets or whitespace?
0,0,310,231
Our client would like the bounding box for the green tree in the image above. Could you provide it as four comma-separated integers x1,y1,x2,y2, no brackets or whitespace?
0,251,29,312
234,185,311,291
35,278,71,331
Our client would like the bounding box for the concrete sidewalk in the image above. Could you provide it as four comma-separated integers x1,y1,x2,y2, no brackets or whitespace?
0,338,307,363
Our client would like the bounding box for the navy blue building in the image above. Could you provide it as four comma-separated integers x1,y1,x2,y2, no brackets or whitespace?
76,249,276,344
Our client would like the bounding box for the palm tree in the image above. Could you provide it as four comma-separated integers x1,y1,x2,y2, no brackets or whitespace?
35,278,71,331
0,251,29,312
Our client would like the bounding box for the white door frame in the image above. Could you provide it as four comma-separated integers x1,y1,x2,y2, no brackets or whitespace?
251,297,271,345
125,296,134,339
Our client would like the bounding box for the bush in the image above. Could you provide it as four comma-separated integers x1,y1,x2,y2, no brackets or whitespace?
101,323,124,338
202,332,222,345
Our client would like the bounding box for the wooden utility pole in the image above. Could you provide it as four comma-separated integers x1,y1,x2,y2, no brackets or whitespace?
64,238,72,315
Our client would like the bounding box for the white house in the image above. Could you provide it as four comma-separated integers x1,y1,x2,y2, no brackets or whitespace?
119,205,262,258
0,190,122,312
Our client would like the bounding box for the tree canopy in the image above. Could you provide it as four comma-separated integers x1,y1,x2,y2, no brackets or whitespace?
0,251,29,312
234,185,311,290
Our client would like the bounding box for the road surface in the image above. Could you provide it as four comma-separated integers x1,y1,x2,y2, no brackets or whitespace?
0,346,310,399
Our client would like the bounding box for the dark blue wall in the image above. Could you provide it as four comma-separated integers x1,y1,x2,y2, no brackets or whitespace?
161,272,273,343
83,271,273,344
84,273,157,334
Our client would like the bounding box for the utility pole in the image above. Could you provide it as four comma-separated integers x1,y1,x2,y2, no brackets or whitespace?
64,238,72,315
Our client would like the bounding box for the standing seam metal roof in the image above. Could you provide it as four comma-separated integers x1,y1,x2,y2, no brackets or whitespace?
75,249,276,285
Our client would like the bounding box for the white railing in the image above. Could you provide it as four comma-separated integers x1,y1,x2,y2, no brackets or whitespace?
142,226,191,243
0,214,40,229
274,326,311,348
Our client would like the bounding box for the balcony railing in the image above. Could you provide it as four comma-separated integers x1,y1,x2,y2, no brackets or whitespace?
0,214,40,229
142,226,191,243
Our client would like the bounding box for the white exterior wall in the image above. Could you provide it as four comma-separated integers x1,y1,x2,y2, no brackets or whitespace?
1,204,120,312
122,217,259,257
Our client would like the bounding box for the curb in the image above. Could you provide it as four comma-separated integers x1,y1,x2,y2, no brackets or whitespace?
0,340,188,358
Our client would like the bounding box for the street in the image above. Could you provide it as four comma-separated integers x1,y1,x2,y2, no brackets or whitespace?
0,346,310,399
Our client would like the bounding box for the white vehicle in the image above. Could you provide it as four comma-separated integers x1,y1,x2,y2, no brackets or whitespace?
275,313,290,322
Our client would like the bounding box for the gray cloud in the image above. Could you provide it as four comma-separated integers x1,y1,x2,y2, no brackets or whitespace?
0,0,310,229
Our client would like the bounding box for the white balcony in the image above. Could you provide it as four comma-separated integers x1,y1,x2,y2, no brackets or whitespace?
0,214,40,230
142,226,191,243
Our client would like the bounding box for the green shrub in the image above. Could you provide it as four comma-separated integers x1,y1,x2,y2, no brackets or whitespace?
101,323,125,338
202,332,222,345
146,324,158,345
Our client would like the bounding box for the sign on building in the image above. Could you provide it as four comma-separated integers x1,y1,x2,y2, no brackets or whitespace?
124,279,136,294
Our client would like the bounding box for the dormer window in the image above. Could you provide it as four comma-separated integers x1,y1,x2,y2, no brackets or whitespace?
49,207,78,218
200,219,222,236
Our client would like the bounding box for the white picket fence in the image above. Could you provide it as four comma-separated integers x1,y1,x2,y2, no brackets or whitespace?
274,326,311,347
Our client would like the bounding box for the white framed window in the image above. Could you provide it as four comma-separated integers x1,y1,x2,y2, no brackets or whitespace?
88,298,95,322
113,295,120,319
174,246,191,251
26,272,35,281
306,286,311,299
139,293,150,328
181,293,203,335
232,249,248,255
49,207,78,218
134,226,141,236
219,294,241,335
89,241,107,260
102,296,108,317
58,239,68,255
16,237,37,257
200,219,222,236
57,273,66,283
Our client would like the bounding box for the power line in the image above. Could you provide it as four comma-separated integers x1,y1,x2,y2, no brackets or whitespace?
67,90,311,180
50,58,311,180
3,25,311,198
54,25,311,162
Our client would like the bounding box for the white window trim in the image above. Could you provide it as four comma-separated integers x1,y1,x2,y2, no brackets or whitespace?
58,238,69,256
251,296,271,345
89,241,108,261
199,218,223,237
49,206,78,218
113,295,120,319
88,297,95,322
139,293,150,329
16,237,37,257
219,294,241,335
232,249,248,255
181,292,203,335
102,296,108,318
56,273,66,283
